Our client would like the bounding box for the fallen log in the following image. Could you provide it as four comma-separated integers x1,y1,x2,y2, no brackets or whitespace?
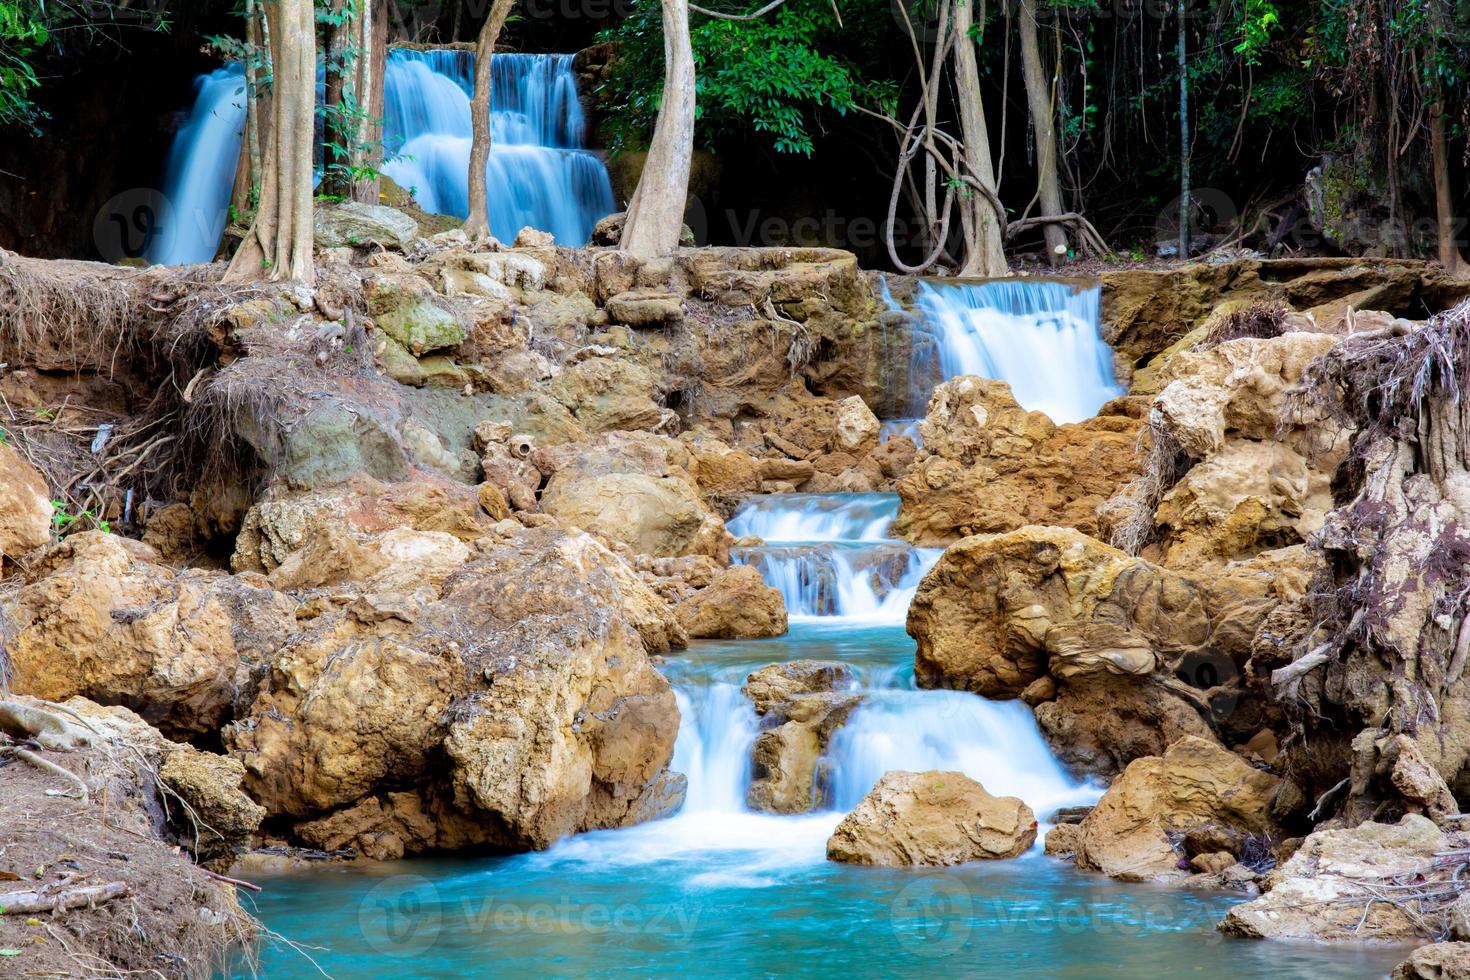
0,881,129,915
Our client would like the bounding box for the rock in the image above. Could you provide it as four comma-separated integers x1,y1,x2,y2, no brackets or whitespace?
833,395,880,454
550,355,663,433
514,227,555,248
0,440,52,561
908,526,1206,698
606,289,684,327
743,660,861,813
826,770,1037,865
314,202,419,251
3,532,296,735
366,274,466,355
159,747,266,868
1189,851,1236,875
895,380,1144,545
1222,814,1453,942
1044,822,1081,856
1393,943,1470,980
1032,675,1218,779
673,564,785,639
228,526,685,850
1073,736,1279,881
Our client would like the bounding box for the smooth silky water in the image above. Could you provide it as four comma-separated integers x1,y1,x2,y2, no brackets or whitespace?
149,49,613,264
235,493,1404,978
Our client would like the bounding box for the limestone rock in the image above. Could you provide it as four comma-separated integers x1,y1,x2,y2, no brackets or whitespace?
826,770,1037,865
833,395,880,454
674,564,787,639
1222,815,1452,942
549,355,663,433
0,440,52,561
3,532,295,735
1044,822,1081,856
1394,943,1470,980
366,274,466,355
743,660,861,813
159,747,266,867
1073,736,1279,881
314,202,419,251
908,526,1208,698
606,289,684,327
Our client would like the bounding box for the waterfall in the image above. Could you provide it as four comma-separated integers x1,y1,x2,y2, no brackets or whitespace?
145,68,249,266
149,49,613,265
727,494,941,622
380,50,614,245
911,278,1124,424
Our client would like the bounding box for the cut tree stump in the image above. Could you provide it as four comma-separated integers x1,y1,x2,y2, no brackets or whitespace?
0,881,129,915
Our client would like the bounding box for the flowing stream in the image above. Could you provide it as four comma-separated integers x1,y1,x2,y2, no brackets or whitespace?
233,283,1400,977
148,49,612,265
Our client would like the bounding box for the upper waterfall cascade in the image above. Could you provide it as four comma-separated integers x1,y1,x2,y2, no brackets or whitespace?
147,49,613,265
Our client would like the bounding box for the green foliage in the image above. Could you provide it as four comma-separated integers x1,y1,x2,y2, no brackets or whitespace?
595,0,896,156
0,1,47,131
52,500,111,537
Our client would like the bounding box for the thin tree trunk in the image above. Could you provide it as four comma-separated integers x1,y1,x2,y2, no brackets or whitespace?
228,0,265,228
226,0,316,284
620,0,696,258
351,0,387,204
1431,101,1469,276
1018,0,1068,264
464,0,517,239
322,0,353,200
1177,0,1190,260
952,0,1007,277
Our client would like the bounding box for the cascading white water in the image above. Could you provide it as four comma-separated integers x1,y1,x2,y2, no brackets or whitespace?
380,50,613,245
149,49,613,265
727,494,941,621
145,68,249,266
910,278,1124,425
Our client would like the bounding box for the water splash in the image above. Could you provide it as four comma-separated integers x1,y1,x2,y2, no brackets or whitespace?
912,278,1124,424
149,49,614,265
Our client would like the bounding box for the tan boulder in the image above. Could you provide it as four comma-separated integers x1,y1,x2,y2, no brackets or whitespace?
1395,944,1470,980
0,440,52,561
3,532,296,735
833,395,880,454
1073,736,1279,881
159,747,266,868
1222,814,1456,942
743,660,861,813
826,770,1037,865
675,564,787,639
895,381,1144,545
549,355,663,433
908,526,1208,698
1044,822,1081,856
1032,675,1218,779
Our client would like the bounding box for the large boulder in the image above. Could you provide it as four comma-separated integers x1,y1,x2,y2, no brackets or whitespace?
895,378,1143,545
549,354,664,433
1073,736,1279,881
536,432,731,559
226,525,685,851
743,660,861,813
908,526,1207,699
3,532,296,735
0,441,52,562
314,202,419,251
1394,944,1470,980
826,770,1037,865
1222,814,1462,942
674,564,787,639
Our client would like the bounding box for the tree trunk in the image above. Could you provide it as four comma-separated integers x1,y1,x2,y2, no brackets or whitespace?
1431,93,1469,276
1017,0,1068,264
952,0,1008,277
351,0,387,204
322,0,353,200
1177,0,1191,260
463,0,517,240
225,0,316,285
228,0,267,228
620,0,696,258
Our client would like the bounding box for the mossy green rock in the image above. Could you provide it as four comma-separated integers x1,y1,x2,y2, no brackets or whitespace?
367,277,466,355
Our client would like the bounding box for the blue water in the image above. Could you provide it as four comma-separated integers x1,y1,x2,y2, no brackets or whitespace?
236,622,1406,979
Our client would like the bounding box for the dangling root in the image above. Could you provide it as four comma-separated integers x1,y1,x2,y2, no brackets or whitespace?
8,747,90,804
